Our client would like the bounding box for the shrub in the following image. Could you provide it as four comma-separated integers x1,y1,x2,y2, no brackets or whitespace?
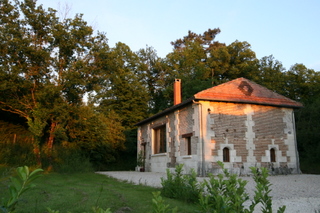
200,161,249,212
249,167,286,213
0,142,37,167
161,164,203,203
161,162,286,213
151,191,178,213
41,144,93,173
0,166,43,213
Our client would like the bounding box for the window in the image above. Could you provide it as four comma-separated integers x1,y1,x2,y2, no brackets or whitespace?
185,137,191,155
223,147,230,162
153,125,166,154
270,148,276,162
182,133,193,156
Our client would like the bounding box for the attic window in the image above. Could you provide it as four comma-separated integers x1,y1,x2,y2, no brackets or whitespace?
238,81,253,96
153,125,166,154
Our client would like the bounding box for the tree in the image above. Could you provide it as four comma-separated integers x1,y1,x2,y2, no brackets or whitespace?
295,97,320,173
95,42,149,129
137,46,169,114
158,29,259,108
254,55,286,94
165,28,224,101
284,64,320,103
0,0,123,167
64,105,125,167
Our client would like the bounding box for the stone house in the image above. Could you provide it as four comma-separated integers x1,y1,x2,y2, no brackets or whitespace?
136,78,303,175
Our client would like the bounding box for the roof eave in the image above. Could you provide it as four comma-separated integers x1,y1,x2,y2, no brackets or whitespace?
135,97,195,126
135,97,303,126
194,97,303,109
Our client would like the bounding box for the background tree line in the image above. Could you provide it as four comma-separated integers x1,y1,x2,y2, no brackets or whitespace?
1,0,319,173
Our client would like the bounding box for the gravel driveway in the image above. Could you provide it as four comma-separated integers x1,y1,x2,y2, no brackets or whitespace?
97,171,320,213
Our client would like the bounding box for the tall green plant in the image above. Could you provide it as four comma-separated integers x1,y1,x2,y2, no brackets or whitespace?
199,163,286,213
151,191,178,213
199,161,249,213
249,167,286,213
161,162,286,213
161,164,203,203
1,166,43,213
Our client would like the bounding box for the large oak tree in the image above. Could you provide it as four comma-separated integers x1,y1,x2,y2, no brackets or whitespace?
0,0,124,167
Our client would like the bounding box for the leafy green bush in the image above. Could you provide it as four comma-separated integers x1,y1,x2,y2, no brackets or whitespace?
161,164,203,203
1,166,43,213
199,161,249,212
161,162,286,213
249,167,286,213
0,142,37,167
40,144,93,173
151,191,177,213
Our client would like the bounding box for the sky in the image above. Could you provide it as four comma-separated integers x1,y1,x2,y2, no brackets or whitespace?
36,0,320,71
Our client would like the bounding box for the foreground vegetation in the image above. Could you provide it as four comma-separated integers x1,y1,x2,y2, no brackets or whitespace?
1,163,287,213
0,166,198,213
161,163,285,213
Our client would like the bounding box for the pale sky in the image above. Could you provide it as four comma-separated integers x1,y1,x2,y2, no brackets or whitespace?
37,0,320,71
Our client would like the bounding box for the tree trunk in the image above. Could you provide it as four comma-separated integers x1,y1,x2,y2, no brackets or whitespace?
46,121,57,171
32,136,42,166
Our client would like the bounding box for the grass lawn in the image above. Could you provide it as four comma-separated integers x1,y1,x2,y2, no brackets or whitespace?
0,168,199,213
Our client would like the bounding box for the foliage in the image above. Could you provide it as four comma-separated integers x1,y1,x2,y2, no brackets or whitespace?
137,150,145,167
295,97,320,174
47,207,112,213
95,42,150,129
200,161,249,212
161,163,286,213
249,167,286,213
0,171,199,213
0,141,37,167
44,144,94,173
0,0,125,168
63,106,125,168
161,164,203,203
199,163,286,213
151,191,178,213
0,166,43,213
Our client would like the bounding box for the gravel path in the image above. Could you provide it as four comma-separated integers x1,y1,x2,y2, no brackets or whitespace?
97,171,320,213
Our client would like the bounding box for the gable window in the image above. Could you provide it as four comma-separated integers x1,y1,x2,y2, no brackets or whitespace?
153,125,166,154
270,148,276,162
223,147,230,162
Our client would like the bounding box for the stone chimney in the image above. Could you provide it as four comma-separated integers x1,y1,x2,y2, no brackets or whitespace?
173,79,181,105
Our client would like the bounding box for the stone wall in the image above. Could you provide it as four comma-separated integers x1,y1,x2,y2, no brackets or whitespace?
137,101,299,175
204,102,298,175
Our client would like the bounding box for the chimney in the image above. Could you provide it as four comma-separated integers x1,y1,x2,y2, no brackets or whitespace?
173,79,181,105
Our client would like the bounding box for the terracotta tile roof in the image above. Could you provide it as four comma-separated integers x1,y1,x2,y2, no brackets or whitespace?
136,77,303,126
194,77,303,108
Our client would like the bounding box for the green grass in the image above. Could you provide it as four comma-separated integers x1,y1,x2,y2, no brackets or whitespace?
0,169,199,213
